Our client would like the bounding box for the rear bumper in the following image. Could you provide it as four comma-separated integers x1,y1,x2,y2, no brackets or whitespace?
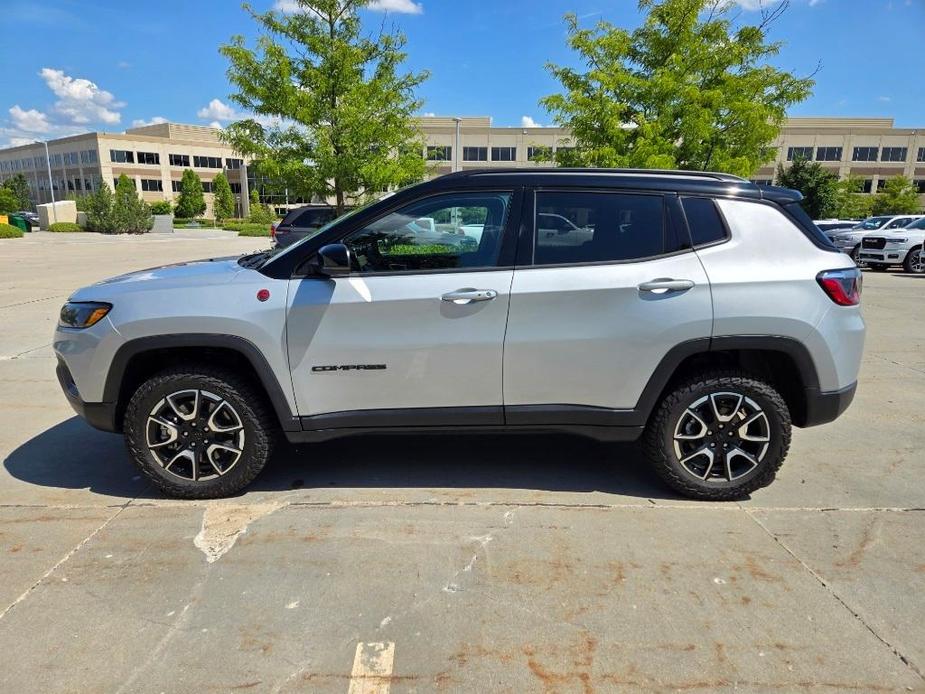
801,381,857,427
56,358,119,433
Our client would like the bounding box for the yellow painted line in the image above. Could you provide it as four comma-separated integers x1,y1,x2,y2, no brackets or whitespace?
347,642,395,694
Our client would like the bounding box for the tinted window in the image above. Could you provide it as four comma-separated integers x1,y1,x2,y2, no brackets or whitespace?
342,192,511,273
533,192,667,265
293,208,336,228
681,197,727,247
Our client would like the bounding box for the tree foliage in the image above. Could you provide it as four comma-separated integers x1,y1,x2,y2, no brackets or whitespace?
85,183,117,233
113,175,154,233
175,169,207,218
247,189,275,224
832,175,872,220
775,157,838,219
871,176,921,216
2,174,31,210
0,188,18,215
220,0,429,213
541,0,814,176
212,172,236,221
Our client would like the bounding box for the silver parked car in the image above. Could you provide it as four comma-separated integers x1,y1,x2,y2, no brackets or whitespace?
858,216,925,273
54,169,865,501
829,215,924,263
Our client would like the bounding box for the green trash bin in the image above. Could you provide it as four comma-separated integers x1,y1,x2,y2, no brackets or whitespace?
7,215,29,233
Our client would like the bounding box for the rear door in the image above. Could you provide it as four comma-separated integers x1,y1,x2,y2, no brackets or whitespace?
286,189,519,423
503,189,712,420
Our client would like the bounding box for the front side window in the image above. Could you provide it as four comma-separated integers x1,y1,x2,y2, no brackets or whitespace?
342,192,511,273
533,191,668,265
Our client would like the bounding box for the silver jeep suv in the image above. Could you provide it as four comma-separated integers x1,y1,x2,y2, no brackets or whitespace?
54,169,865,500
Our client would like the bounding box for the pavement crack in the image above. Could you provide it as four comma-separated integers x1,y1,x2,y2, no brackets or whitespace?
744,508,925,683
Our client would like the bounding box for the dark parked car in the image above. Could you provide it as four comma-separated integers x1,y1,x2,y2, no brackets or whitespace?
272,205,339,247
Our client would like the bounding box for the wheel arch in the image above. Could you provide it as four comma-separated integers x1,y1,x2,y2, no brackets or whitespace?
105,334,300,433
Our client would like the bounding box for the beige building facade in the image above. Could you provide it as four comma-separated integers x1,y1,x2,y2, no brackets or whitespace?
1,116,923,213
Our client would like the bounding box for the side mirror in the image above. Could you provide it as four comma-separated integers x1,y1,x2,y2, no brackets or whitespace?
314,243,352,276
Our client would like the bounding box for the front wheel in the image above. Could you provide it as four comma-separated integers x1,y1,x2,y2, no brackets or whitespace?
850,244,866,267
124,366,275,499
903,246,925,274
643,371,791,501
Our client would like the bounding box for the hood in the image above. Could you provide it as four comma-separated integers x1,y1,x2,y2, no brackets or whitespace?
69,256,249,301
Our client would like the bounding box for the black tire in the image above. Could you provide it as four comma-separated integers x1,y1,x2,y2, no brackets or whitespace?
903,246,924,274
124,365,276,499
643,370,791,501
850,244,865,267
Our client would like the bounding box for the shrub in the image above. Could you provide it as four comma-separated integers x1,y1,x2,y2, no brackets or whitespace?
0,222,23,238
173,217,216,227
113,175,154,233
150,200,173,215
175,169,206,218
212,172,235,222
0,188,17,214
235,224,272,237
248,189,276,224
48,222,84,233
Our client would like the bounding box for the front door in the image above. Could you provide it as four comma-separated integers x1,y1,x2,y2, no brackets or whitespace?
286,190,516,426
503,189,713,419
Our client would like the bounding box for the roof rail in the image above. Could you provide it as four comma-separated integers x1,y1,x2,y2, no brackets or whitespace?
442,167,750,183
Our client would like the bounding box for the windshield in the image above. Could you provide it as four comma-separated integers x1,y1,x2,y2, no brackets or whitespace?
853,217,890,230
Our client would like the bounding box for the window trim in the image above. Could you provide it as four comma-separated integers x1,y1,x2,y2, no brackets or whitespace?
517,187,692,270
294,188,523,278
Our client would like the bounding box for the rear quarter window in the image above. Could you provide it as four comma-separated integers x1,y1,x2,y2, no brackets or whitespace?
681,197,727,247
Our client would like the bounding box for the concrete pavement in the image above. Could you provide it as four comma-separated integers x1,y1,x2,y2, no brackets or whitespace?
0,232,923,692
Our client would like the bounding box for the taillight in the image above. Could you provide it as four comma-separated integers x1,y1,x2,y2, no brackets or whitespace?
270,224,277,239
817,268,862,306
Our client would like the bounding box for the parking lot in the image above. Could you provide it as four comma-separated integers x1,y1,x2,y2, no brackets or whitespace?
0,231,923,693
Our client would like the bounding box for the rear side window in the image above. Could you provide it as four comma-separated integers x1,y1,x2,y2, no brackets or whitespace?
681,197,727,247
533,191,669,265
293,208,335,228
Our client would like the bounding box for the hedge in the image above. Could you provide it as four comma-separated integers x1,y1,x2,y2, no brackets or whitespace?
173,217,216,227
0,223,24,239
48,222,84,233
235,225,272,237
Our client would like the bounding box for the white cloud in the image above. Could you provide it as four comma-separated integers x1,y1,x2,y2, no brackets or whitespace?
273,0,303,11
9,105,51,133
420,112,436,117
197,98,239,122
367,0,424,13
209,121,223,129
877,95,891,102
40,68,123,125
521,115,543,128
7,136,34,147
729,0,822,8
116,60,131,69
131,116,168,127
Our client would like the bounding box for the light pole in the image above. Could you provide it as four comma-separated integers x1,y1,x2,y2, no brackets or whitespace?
453,117,462,173
36,139,57,224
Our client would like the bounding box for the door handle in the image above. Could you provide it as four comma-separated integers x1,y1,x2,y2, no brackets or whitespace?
441,288,498,304
637,278,695,293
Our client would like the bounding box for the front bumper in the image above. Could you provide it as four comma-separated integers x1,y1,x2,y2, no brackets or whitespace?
802,381,857,427
56,358,119,433
858,250,903,264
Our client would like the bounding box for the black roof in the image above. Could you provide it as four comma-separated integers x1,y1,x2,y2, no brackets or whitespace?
419,168,802,203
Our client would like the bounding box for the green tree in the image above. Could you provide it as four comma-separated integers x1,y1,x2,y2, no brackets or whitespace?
85,183,117,233
113,175,154,233
541,0,814,176
174,169,207,218
0,188,18,214
2,173,31,210
212,172,235,222
871,176,921,215
775,158,838,219
247,189,275,224
220,0,428,214
832,175,873,220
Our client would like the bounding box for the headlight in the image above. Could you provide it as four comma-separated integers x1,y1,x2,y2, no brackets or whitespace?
59,302,112,329
885,238,908,244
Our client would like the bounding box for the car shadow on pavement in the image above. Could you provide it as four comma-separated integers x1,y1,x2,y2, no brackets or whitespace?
4,417,683,501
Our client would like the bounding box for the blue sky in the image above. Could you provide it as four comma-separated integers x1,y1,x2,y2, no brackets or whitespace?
2,0,923,147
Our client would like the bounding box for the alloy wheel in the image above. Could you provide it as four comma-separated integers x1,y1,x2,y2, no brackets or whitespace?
909,249,924,273
146,389,245,481
672,392,770,483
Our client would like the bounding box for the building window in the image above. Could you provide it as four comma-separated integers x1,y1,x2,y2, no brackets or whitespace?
114,177,137,189
225,158,243,169
749,179,774,186
859,179,873,193
52,153,63,166
852,147,879,162
914,180,925,194
229,182,241,193
425,146,451,161
527,146,553,162
201,181,213,193
491,146,516,162
73,178,82,191
169,153,190,167
137,151,160,165
816,147,842,162
193,155,222,168
79,150,98,164
786,146,813,161
880,147,907,162
917,148,925,163
171,180,182,192
462,147,487,162
140,178,163,192
110,149,135,164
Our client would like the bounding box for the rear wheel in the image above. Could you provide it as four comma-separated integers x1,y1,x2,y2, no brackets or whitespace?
643,371,791,501
903,246,924,274
124,366,275,499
